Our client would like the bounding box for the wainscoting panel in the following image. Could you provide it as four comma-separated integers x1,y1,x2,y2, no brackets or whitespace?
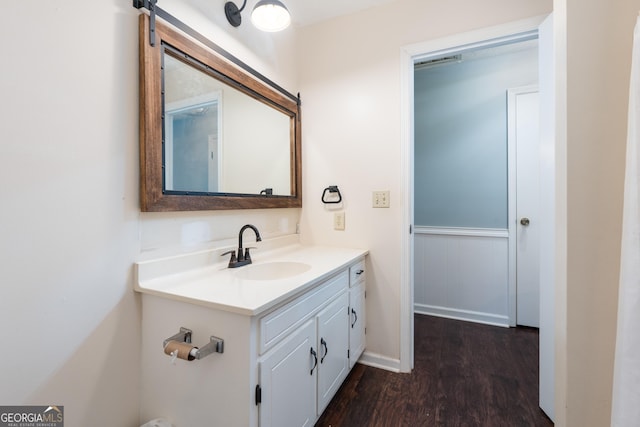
414,227,509,326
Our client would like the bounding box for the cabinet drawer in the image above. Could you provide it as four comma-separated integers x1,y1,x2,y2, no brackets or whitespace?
349,259,365,287
260,271,349,354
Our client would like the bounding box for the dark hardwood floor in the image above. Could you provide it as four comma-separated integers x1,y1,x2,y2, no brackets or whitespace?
316,314,553,427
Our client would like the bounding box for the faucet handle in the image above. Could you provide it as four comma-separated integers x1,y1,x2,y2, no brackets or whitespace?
221,250,237,264
243,247,257,263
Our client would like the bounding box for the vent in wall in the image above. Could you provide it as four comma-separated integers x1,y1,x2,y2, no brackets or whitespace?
414,54,462,70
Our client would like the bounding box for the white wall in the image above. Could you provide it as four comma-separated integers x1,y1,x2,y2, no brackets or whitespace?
297,0,552,368
414,229,510,326
554,0,640,425
0,1,299,425
222,88,291,195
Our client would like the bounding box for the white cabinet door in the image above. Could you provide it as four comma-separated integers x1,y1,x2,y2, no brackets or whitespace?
316,292,349,414
259,319,317,427
349,281,366,368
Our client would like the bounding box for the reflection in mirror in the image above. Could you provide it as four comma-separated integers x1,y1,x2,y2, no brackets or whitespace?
165,86,221,193
163,52,292,196
138,14,302,211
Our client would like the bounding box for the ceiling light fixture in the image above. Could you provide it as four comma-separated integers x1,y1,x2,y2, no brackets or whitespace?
251,0,291,32
224,0,290,32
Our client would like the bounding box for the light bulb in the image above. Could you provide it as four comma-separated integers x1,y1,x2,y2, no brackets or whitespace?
251,0,291,32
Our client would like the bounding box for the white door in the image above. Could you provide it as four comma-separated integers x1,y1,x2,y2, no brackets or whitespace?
208,132,219,192
537,13,556,421
509,87,541,328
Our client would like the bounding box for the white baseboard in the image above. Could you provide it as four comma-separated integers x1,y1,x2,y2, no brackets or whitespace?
357,351,402,373
415,303,509,328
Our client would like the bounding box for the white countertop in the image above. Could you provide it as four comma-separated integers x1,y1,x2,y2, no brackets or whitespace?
135,243,368,316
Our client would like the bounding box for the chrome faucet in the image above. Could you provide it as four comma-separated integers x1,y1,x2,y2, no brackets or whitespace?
222,224,262,268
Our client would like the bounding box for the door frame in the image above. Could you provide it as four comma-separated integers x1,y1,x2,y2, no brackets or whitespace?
399,15,548,373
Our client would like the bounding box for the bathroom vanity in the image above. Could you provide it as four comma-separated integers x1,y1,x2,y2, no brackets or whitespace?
135,239,367,426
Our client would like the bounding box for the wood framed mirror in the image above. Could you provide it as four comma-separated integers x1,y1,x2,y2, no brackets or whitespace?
138,14,302,211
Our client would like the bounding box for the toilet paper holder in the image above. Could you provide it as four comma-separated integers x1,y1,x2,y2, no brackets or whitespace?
163,327,224,359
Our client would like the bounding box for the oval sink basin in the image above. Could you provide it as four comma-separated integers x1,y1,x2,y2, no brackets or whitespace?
235,261,311,281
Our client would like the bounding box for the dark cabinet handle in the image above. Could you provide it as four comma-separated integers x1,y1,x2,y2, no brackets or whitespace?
355,269,364,276
310,347,318,375
320,338,328,364
351,308,358,328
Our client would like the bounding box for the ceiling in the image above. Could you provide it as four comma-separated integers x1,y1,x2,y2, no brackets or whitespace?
284,0,399,27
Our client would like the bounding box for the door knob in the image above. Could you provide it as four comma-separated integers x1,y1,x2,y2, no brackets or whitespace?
520,217,530,226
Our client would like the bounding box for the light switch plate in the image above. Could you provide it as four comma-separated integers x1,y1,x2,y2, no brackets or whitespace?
334,212,345,230
372,191,390,208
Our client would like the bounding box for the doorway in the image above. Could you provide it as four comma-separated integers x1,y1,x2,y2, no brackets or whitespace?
413,39,539,328
400,15,555,421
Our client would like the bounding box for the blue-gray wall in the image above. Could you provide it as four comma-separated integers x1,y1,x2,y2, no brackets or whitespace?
414,43,538,228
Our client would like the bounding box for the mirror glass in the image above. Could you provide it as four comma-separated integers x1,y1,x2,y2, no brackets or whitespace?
138,14,302,211
163,52,291,196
